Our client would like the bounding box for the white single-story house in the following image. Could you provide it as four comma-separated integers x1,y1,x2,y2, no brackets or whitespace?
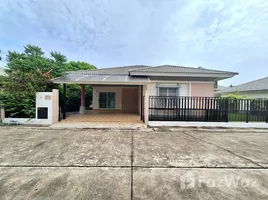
52,65,237,124
216,77,268,99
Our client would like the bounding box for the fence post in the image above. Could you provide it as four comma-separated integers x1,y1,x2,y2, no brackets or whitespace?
225,98,229,122
62,83,66,119
266,100,268,123
246,100,249,123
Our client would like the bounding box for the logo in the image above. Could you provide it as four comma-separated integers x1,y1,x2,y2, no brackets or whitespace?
180,171,196,190
180,171,259,190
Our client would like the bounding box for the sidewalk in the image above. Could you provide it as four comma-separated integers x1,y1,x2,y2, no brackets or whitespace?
148,121,268,129
50,122,147,129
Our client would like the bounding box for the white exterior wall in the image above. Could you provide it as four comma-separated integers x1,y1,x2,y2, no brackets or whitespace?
92,86,122,109
35,89,59,124
221,91,268,99
147,82,190,96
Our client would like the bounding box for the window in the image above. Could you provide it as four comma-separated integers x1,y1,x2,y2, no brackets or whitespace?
99,92,116,109
158,87,179,108
159,87,178,96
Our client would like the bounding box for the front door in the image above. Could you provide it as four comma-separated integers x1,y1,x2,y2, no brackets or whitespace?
122,88,138,113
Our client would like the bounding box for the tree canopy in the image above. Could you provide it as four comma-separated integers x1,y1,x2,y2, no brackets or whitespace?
1,44,96,117
66,61,96,71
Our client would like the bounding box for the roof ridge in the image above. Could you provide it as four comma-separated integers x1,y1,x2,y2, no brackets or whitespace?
164,65,236,74
129,66,154,72
132,64,238,74
89,65,146,71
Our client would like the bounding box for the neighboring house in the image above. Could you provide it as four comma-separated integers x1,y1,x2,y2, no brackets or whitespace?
52,65,237,123
216,77,268,99
215,85,227,92
214,85,228,97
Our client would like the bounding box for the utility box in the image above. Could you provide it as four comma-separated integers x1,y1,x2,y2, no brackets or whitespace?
36,89,59,124
37,107,48,119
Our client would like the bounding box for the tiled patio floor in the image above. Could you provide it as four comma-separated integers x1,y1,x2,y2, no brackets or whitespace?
57,112,142,124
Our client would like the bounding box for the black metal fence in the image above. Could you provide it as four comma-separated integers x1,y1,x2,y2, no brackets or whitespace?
149,96,268,123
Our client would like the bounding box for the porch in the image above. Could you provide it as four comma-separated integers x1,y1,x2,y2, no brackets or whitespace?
50,111,146,129
58,111,142,123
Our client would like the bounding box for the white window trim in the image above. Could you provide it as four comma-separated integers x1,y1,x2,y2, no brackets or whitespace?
157,86,180,96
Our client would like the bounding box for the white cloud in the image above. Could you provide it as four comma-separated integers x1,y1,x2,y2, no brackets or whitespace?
0,0,268,85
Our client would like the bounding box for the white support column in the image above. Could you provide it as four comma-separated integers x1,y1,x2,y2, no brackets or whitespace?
0,108,5,120
144,88,149,125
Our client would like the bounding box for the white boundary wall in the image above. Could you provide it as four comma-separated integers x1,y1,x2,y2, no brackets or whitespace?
2,89,59,125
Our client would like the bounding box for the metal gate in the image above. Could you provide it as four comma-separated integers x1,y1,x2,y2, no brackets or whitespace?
149,96,268,123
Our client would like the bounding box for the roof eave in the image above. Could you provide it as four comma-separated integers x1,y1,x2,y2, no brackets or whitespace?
52,80,150,85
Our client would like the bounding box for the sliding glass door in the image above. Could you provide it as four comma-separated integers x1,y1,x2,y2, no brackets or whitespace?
99,92,116,109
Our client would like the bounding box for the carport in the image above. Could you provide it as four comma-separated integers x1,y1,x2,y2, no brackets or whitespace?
52,71,150,124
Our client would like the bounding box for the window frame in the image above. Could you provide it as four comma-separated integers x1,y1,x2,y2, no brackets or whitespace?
158,87,180,97
99,92,116,109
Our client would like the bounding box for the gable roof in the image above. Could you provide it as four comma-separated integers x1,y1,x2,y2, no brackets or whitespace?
52,65,238,84
216,77,268,94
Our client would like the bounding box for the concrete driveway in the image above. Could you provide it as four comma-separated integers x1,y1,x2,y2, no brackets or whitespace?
0,127,268,200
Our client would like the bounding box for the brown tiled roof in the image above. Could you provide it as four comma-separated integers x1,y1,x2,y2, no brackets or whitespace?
67,65,238,76
68,65,150,75
130,65,237,75
216,77,268,93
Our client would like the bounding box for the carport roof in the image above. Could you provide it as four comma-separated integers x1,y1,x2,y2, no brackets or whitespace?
52,74,150,85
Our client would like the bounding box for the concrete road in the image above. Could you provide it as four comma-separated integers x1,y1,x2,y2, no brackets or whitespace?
0,127,268,200
134,129,268,167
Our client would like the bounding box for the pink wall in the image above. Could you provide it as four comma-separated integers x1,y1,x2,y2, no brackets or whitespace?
191,83,215,97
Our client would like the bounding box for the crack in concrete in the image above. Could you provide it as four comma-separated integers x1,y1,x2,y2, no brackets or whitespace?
1,165,268,169
181,130,264,168
0,165,131,168
130,131,134,200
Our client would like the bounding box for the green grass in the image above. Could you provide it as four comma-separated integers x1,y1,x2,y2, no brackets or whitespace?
228,112,266,122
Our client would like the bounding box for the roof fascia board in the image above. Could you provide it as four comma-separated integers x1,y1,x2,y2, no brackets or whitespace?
52,80,150,85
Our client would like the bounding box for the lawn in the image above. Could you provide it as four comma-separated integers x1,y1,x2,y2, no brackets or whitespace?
228,112,267,122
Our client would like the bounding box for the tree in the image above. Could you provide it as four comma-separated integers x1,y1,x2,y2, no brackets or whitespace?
2,45,63,117
2,45,96,117
66,61,96,71
3,70,53,117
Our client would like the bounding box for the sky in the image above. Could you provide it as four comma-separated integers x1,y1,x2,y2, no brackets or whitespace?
0,0,268,86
